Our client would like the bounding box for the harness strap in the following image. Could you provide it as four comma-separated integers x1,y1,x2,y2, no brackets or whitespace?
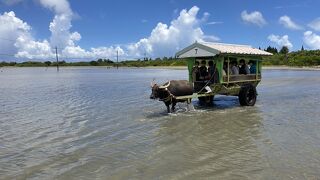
159,89,175,103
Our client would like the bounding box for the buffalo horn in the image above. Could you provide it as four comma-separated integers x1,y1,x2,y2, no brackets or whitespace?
159,81,170,89
151,79,156,87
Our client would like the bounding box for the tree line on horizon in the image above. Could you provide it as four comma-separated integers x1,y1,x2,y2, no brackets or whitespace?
263,45,289,55
1,46,320,67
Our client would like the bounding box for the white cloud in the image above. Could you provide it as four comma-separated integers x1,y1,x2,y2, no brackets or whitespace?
308,18,320,31
268,34,293,49
61,46,125,59
241,10,267,27
279,15,303,30
303,31,320,49
0,11,29,56
1,3,218,60
0,0,125,61
91,46,125,58
206,21,223,25
15,35,54,59
0,11,54,59
141,19,148,23
128,6,219,58
39,0,82,50
39,0,72,15
1,0,23,6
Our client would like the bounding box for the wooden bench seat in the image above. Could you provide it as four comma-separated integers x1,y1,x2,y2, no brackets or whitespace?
223,74,261,82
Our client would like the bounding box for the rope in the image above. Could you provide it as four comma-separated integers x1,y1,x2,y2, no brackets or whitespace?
158,80,175,103
158,68,217,103
196,67,217,94
158,67,217,103
159,90,175,103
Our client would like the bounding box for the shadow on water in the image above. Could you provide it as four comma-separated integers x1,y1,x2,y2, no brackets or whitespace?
110,97,266,179
146,95,241,119
194,96,240,110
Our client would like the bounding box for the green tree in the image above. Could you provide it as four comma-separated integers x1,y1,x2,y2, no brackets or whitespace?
89,61,98,66
44,61,51,66
58,60,66,65
97,59,103,63
280,46,289,54
265,46,278,54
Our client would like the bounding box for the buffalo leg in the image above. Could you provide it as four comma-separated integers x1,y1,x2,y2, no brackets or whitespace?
165,102,171,113
171,100,176,112
187,99,195,111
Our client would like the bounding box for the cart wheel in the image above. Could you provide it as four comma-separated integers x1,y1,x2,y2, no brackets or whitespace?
239,84,257,106
198,95,214,106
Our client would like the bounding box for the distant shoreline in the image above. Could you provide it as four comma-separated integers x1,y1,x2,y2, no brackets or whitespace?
1,65,320,71
130,65,320,71
262,65,320,71
142,65,320,71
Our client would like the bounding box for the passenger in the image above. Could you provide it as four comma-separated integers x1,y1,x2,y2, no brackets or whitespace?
199,60,208,80
198,60,212,93
222,62,228,76
208,60,219,83
192,61,200,82
208,60,215,78
249,60,257,74
230,61,239,75
204,85,212,94
239,59,250,75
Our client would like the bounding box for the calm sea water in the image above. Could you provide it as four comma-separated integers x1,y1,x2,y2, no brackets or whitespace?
0,67,320,179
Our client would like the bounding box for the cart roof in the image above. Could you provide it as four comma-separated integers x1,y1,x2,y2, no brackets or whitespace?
175,42,272,58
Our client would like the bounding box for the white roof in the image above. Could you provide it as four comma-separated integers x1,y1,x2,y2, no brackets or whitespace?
176,42,272,58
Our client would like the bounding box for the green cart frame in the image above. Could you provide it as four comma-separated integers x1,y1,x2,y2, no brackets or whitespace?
175,42,272,106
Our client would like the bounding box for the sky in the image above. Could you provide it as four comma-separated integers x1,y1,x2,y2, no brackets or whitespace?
1,0,320,61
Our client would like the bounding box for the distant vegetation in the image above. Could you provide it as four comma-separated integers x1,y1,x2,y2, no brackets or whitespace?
1,47,320,67
0,59,117,67
0,57,187,67
262,46,320,66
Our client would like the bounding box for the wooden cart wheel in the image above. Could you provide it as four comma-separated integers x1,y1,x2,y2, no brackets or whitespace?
239,84,257,106
198,95,214,106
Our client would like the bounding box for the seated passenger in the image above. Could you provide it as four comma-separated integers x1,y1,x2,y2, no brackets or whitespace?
222,69,226,76
192,61,200,82
222,62,228,76
208,60,219,83
239,59,250,75
230,61,239,75
198,60,212,93
249,60,257,74
208,60,215,78
199,60,208,80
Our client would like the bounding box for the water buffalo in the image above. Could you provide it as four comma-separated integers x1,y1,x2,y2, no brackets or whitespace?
150,80,193,113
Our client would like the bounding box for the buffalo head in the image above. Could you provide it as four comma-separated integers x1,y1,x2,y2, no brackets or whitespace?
150,81,170,99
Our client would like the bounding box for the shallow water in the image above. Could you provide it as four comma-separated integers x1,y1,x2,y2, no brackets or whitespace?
0,67,319,179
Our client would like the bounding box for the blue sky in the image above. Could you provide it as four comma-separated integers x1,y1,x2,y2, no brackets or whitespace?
1,0,320,61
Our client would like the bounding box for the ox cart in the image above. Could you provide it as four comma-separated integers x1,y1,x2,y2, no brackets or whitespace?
174,42,272,106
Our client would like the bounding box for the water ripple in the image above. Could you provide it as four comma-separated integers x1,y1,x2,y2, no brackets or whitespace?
0,68,320,179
